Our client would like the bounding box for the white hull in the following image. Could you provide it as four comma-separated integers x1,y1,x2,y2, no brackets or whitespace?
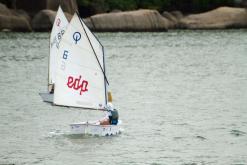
70,121,121,136
39,92,53,103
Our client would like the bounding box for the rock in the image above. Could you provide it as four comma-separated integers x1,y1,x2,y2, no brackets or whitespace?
64,13,73,22
32,9,72,32
240,0,247,7
162,11,178,28
46,0,78,15
83,18,94,30
1,28,11,32
110,9,122,13
31,10,56,31
0,3,31,32
162,11,177,22
88,9,169,32
179,7,247,29
0,14,32,32
12,0,77,17
11,9,31,23
170,11,184,20
0,3,11,15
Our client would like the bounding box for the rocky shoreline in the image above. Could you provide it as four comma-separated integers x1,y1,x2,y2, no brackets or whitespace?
1,1,247,32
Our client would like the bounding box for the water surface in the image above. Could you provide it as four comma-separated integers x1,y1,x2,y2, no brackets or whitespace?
0,30,247,164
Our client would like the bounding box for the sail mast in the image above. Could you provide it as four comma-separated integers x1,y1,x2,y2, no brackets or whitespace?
102,46,108,105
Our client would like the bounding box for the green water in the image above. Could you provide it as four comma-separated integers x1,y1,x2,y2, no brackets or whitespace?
0,30,247,164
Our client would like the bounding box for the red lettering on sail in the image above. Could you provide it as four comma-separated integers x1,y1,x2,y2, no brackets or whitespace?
67,75,88,95
56,18,61,26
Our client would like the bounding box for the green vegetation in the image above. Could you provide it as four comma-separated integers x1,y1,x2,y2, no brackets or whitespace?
0,0,238,16
0,0,12,7
77,0,237,17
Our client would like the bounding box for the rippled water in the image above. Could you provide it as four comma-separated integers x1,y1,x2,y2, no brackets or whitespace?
0,30,247,165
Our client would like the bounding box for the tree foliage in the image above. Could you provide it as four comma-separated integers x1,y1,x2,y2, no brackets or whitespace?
0,0,236,16
77,0,236,16
0,0,12,8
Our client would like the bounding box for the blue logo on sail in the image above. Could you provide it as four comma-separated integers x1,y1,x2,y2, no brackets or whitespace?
73,32,81,44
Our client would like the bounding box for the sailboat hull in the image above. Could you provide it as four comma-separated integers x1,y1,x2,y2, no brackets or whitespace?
70,120,122,136
39,92,53,103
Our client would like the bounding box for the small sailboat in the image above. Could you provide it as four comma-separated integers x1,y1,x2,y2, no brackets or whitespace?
41,11,121,136
40,6,69,102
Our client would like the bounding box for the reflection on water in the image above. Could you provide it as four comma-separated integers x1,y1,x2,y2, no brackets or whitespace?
0,30,247,164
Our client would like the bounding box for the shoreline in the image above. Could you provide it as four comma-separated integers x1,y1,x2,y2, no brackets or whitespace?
1,2,247,32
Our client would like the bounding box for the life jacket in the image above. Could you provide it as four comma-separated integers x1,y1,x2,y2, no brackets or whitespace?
109,109,119,125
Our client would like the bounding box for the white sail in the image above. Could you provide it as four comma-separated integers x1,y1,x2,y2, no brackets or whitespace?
53,13,107,109
79,18,109,100
49,6,69,86
79,18,105,71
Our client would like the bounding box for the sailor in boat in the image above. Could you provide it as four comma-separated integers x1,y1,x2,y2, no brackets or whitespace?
98,103,119,125
48,84,54,94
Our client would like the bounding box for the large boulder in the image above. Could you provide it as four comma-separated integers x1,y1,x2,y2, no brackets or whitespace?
162,11,179,28
87,9,169,32
32,9,72,31
0,3,11,15
31,10,56,32
11,9,32,23
46,0,78,15
180,7,247,29
14,0,78,16
0,3,31,32
170,11,184,21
